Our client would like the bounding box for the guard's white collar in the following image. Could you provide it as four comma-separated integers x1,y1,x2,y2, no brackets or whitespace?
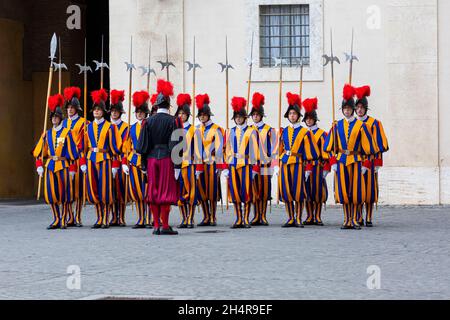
345,116,356,123
202,120,213,127
53,123,63,131
183,121,190,129
69,114,79,121
157,108,169,114
237,123,248,131
94,117,105,125
111,118,122,125
356,115,368,121
308,124,318,131
288,122,302,129
254,120,265,128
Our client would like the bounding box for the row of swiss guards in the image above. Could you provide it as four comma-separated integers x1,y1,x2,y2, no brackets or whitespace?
33,80,388,233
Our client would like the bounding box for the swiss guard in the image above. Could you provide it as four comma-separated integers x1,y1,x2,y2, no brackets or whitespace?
123,90,150,229
249,92,275,226
136,79,183,235
195,94,227,226
175,93,201,228
323,85,379,230
302,98,330,226
80,89,122,229
224,97,260,228
62,86,86,227
109,89,129,227
33,94,79,229
354,85,389,227
277,92,320,228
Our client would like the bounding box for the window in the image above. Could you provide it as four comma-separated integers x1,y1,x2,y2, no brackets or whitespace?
259,4,310,68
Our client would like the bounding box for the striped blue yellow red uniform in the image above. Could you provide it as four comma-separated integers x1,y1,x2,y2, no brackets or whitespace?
323,118,379,227
82,119,122,226
279,124,320,226
225,124,259,226
177,123,202,226
358,116,389,224
33,126,79,228
62,115,88,225
196,122,226,225
123,121,149,226
304,126,330,225
111,120,129,225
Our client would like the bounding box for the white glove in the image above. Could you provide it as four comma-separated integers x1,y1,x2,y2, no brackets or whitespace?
222,169,229,179
36,166,44,177
80,164,87,173
322,170,329,179
141,170,147,175
112,167,118,178
195,171,202,180
305,171,311,181
175,168,181,180
70,171,76,180
331,164,337,172
273,166,280,176
252,171,258,179
361,166,368,175
375,166,381,173
215,168,220,174
122,164,129,175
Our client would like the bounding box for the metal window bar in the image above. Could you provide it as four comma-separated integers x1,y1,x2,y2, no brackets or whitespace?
259,4,310,67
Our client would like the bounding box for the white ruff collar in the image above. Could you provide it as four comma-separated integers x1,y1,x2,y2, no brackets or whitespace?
288,122,301,129
345,116,356,123
357,115,368,121
157,108,169,114
111,118,122,125
202,120,213,127
94,118,105,125
53,123,63,131
69,114,79,121
308,124,318,131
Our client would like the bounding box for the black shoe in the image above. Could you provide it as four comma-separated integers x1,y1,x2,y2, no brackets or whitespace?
315,221,324,226
187,224,194,229
197,221,210,227
66,223,76,228
91,224,102,229
60,225,67,230
109,222,120,227
250,220,261,226
152,227,161,235
101,224,109,229
47,225,59,230
209,221,217,227
160,227,178,235
177,224,188,229
353,225,362,230
302,221,315,226
75,223,83,227
231,224,242,229
359,219,365,226
282,222,296,228
243,224,251,229
365,221,373,227
119,223,127,227
341,225,354,230
132,224,146,229
260,221,269,226
145,224,153,229
295,223,305,228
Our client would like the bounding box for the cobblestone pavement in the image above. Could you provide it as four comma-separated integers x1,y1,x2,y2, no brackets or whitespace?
0,202,449,300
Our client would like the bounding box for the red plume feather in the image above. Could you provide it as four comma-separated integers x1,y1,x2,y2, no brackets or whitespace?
91,89,108,105
231,97,247,112
286,92,300,106
150,94,158,105
177,93,192,107
196,94,210,110
343,84,356,101
355,85,371,100
132,91,150,108
63,87,81,101
156,79,174,97
252,92,265,110
48,94,64,112
110,90,125,105
302,97,318,114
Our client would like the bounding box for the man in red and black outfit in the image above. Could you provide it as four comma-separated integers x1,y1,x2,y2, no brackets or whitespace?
136,79,183,235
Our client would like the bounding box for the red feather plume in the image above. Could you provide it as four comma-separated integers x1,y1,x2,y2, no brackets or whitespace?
48,94,64,112
343,84,356,101
355,85,371,100
132,91,150,108
177,93,192,107
150,94,158,105
231,97,247,111
196,94,210,110
302,97,318,114
110,90,125,105
286,92,300,106
91,89,108,105
156,79,174,97
252,92,265,110
63,87,81,101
